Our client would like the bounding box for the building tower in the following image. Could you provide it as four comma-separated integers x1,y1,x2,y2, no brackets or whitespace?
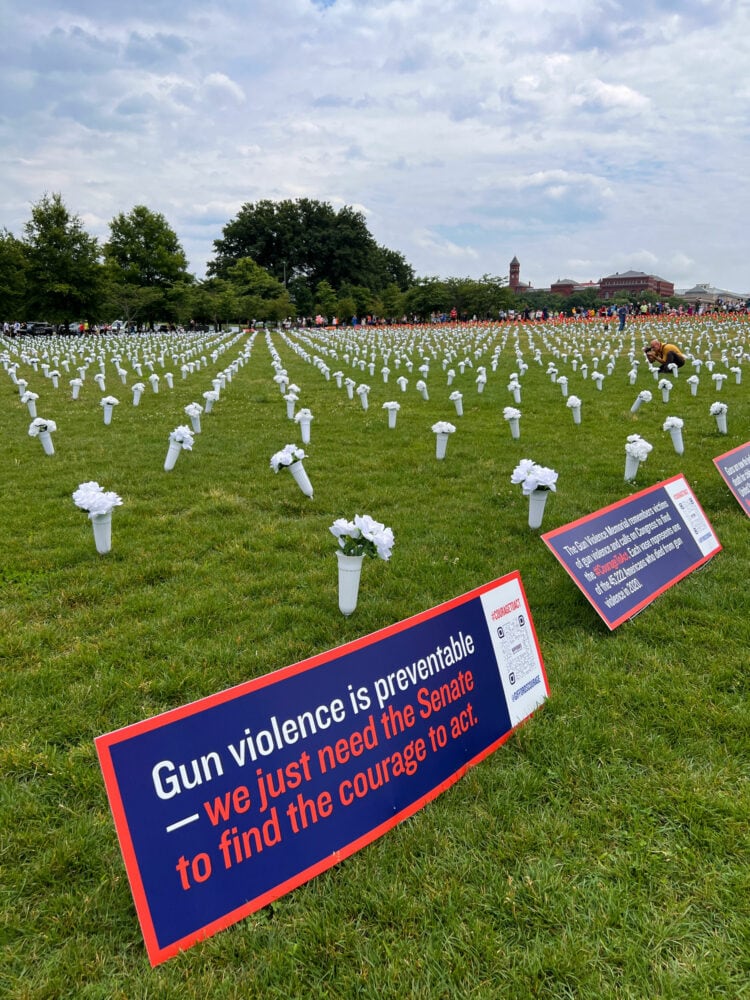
509,256,520,291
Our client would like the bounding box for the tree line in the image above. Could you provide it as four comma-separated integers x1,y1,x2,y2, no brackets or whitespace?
0,193,685,331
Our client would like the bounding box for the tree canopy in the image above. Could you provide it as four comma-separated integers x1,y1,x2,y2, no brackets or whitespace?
23,193,101,324
208,198,414,297
104,206,190,288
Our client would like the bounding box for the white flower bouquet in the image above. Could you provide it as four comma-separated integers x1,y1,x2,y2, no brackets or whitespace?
28,417,57,437
270,443,306,472
330,514,395,561
431,421,456,435
72,481,123,516
73,481,123,553
710,401,728,433
625,434,653,462
511,459,558,495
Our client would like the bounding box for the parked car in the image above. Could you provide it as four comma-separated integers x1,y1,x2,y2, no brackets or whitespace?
23,321,56,335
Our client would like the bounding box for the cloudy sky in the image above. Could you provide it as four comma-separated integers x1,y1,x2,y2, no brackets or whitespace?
2,0,748,293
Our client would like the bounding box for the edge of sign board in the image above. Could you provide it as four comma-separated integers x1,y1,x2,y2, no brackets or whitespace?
541,474,722,630
96,569,549,965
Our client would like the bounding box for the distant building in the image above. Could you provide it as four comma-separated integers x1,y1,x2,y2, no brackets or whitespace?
550,278,600,297
510,258,682,302
508,256,534,292
598,270,674,300
678,283,747,308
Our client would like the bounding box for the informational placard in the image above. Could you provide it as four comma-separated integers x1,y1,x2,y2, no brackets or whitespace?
541,475,721,630
96,571,548,966
713,442,750,517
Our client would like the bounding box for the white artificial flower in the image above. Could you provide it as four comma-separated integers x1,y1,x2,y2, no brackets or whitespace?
72,481,123,516
625,435,653,462
169,425,195,450
28,417,57,437
431,421,456,434
503,406,521,420
662,416,684,430
270,443,305,472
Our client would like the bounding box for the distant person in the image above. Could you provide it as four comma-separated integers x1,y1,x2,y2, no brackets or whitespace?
617,305,628,331
644,338,685,372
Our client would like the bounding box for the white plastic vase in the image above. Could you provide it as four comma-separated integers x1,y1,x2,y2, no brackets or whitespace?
387,409,397,429
346,383,354,400
71,383,81,400
476,381,485,394
204,397,214,413
288,460,313,498
630,397,644,413
453,397,463,416
335,374,343,388
286,399,296,419
528,489,548,529
512,386,521,403
90,511,112,554
715,413,728,434
661,388,671,403
189,414,202,434
165,373,174,389
508,417,520,440
624,454,640,481
435,432,449,459
360,394,369,411
420,387,429,401
629,370,638,385
26,399,37,418
51,375,59,388
38,431,54,455
690,382,698,396
669,427,684,454
570,405,581,425
336,550,364,616
103,403,115,425
133,388,143,406
164,441,182,471
298,418,311,443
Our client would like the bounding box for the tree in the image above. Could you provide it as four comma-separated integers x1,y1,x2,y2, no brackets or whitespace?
23,193,102,324
105,206,190,288
104,206,191,327
227,257,292,322
313,280,338,321
209,198,413,297
0,229,28,320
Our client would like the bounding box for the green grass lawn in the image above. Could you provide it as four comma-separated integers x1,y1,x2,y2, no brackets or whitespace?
1,317,748,999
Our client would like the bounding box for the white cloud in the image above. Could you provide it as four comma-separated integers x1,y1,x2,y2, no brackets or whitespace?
0,0,748,289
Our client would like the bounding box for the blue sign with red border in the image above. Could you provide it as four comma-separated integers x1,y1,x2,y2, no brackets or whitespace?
541,475,721,629
713,442,750,517
96,571,548,965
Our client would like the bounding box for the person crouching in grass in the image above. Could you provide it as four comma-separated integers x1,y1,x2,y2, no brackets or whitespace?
644,339,686,372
